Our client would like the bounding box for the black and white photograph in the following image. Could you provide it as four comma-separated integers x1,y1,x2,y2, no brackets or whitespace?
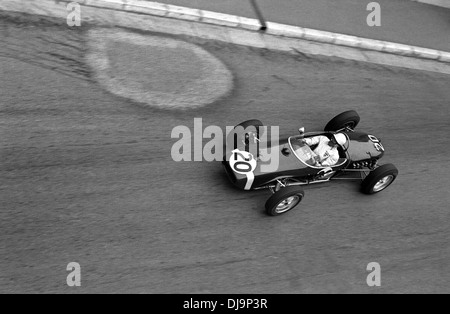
1,0,450,298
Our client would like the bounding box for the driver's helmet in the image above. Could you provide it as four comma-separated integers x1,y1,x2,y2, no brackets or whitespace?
333,133,347,146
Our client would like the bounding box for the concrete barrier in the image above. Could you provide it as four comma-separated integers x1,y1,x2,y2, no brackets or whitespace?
1,0,450,69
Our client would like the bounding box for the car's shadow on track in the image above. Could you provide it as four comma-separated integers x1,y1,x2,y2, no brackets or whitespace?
212,164,366,216
212,167,273,217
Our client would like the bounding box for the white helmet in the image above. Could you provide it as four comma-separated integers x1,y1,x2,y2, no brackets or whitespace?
333,133,347,146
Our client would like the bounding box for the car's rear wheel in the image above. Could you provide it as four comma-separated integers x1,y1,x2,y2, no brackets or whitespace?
265,187,305,216
361,164,398,194
324,110,360,132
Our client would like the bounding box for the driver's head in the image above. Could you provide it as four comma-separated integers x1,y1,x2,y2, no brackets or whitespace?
332,133,347,147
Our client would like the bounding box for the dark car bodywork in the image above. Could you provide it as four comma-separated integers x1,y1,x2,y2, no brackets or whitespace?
223,130,385,191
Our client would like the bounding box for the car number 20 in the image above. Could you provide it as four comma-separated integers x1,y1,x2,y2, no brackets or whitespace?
229,150,257,174
229,149,257,190
368,135,385,152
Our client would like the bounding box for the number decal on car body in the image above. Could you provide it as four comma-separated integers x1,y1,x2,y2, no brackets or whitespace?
369,135,384,152
230,149,257,190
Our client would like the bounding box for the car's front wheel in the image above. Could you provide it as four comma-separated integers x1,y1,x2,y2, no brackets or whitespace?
324,110,360,132
265,187,305,216
361,163,398,194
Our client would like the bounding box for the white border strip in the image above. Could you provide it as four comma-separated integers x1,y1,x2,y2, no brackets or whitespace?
96,0,450,63
411,0,450,9
1,0,450,64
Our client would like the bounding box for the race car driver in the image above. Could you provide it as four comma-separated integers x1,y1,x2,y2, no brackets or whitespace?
301,133,347,167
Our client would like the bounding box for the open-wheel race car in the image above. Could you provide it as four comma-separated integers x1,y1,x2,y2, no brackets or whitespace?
222,110,399,216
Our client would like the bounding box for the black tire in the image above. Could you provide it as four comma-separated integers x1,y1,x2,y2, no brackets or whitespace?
324,110,360,132
227,119,264,150
361,163,398,194
265,186,305,216
236,119,263,129
235,119,264,137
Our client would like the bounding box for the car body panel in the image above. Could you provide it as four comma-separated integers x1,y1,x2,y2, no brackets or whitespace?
345,132,384,161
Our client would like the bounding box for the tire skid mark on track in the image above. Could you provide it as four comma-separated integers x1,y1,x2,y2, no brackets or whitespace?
0,13,90,81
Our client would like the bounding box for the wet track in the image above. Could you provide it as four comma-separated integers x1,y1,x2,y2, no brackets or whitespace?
1,13,450,293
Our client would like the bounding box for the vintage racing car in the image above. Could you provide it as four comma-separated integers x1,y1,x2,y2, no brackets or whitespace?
223,110,398,216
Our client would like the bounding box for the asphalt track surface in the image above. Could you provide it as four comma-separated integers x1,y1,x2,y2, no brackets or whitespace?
156,0,450,52
1,13,450,294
